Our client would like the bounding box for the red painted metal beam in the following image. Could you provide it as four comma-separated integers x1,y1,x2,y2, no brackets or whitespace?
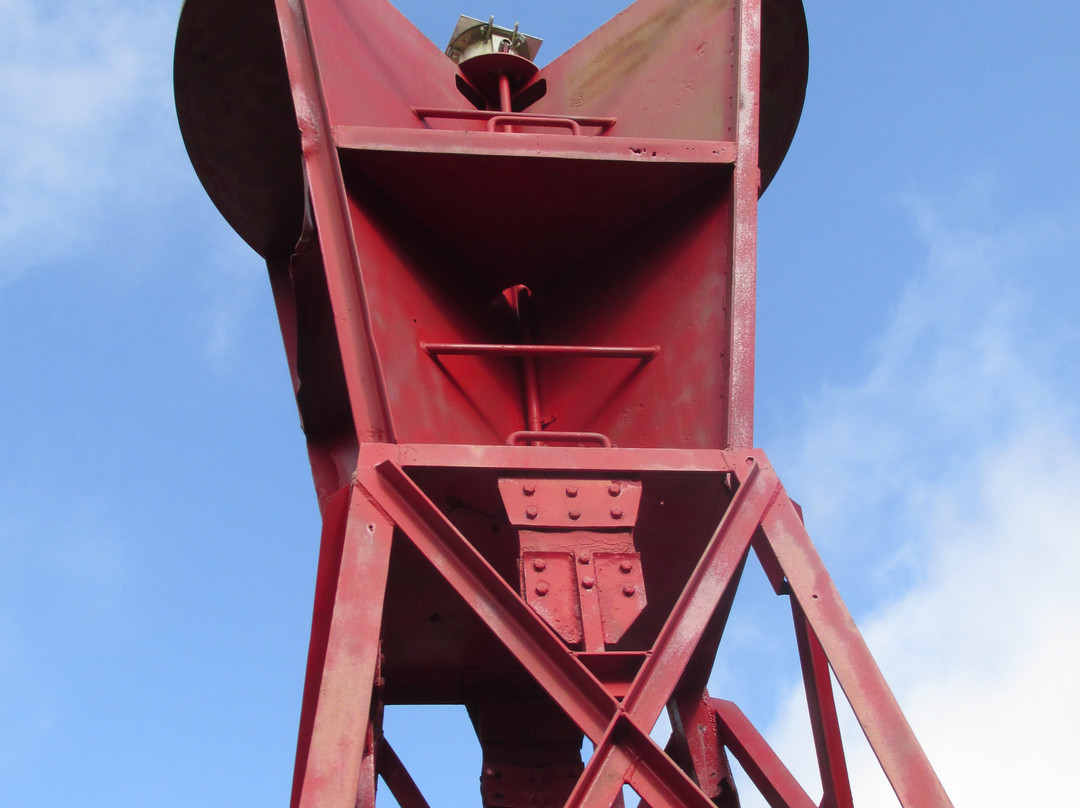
356,444,744,473
377,739,432,808
791,600,854,808
361,461,618,742
756,474,955,808
621,460,779,728
272,0,396,446
728,0,764,449
667,688,739,803
712,699,817,808
333,125,738,164
363,459,794,808
290,485,394,808
176,1,952,806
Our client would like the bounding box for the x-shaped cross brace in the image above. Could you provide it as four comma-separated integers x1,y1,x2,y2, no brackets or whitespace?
292,450,952,808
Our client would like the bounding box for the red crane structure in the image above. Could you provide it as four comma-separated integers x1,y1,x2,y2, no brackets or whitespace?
175,1,954,807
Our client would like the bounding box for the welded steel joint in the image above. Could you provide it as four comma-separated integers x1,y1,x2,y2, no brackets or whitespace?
499,477,646,652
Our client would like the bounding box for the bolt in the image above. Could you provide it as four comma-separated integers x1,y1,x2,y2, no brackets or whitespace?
582,577,595,590
525,505,539,519
622,584,636,597
532,559,547,572
619,560,634,574
565,486,579,497
608,482,621,496
535,582,549,596
578,551,592,564
610,506,623,519
483,768,496,778
568,507,581,520
523,483,536,496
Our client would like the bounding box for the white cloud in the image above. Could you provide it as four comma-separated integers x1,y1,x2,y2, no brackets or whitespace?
199,237,267,372
784,184,1077,595
839,426,1080,805
735,189,1080,806
0,0,179,284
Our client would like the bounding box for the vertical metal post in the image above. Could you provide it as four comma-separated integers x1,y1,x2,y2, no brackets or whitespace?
291,486,394,808
791,600,854,808
516,286,543,433
728,0,763,448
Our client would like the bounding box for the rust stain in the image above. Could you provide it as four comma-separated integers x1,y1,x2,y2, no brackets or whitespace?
569,0,732,101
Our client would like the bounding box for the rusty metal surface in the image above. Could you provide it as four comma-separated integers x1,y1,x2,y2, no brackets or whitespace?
174,1,953,806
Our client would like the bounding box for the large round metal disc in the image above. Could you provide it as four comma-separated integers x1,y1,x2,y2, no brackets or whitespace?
760,0,810,193
174,0,305,259
174,0,807,251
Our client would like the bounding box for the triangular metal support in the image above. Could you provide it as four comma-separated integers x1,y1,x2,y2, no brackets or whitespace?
290,447,952,808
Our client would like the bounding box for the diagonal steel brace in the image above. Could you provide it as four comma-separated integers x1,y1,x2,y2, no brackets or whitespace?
363,459,784,808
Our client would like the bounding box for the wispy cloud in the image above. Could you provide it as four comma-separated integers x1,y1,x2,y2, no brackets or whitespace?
838,425,1080,805
0,0,179,285
737,185,1080,805
783,182,1078,599
198,237,268,372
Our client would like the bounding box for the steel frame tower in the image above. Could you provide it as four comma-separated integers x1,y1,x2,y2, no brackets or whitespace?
175,1,954,806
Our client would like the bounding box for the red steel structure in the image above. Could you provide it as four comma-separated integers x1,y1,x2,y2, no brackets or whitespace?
175,1,954,807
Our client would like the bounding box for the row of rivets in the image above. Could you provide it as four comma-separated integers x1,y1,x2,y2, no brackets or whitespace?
523,506,624,519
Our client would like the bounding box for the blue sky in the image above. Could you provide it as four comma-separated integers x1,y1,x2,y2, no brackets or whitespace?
2,0,1078,805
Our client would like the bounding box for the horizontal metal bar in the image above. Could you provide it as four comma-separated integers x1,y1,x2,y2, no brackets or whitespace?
333,126,737,165
422,342,661,359
506,431,612,448
353,443,744,474
414,106,617,130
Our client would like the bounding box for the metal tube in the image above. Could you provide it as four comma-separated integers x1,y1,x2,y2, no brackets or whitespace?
422,343,661,359
516,286,543,432
498,73,512,113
